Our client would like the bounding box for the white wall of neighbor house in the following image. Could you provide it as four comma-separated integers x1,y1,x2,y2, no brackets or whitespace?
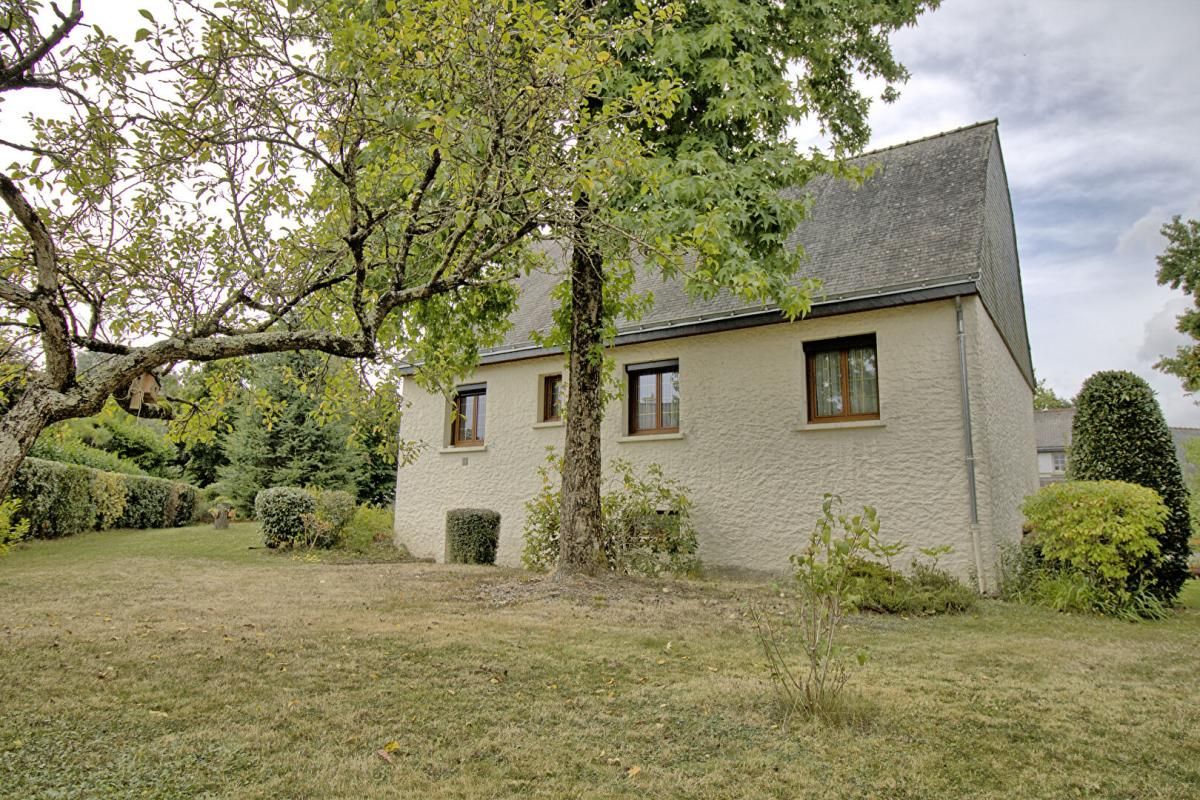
394,296,1037,583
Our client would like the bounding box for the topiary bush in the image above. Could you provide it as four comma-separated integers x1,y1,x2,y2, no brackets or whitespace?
1068,371,1191,602
446,508,500,565
255,487,315,548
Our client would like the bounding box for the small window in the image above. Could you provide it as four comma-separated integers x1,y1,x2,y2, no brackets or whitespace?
1052,452,1066,473
627,361,679,435
542,374,563,422
804,335,879,423
450,385,486,446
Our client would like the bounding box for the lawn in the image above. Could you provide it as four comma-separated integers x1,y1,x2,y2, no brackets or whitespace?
1,526,1198,799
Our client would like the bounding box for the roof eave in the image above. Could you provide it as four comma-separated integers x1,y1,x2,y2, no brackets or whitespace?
397,277,981,375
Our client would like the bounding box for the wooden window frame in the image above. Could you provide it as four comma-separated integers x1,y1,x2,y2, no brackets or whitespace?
541,374,563,422
450,385,486,446
627,362,680,435
804,335,879,424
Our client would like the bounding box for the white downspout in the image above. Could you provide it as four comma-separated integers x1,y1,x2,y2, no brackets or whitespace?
955,296,987,593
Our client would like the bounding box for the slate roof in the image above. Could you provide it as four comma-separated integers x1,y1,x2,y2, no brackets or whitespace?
1034,408,1075,451
475,120,1035,385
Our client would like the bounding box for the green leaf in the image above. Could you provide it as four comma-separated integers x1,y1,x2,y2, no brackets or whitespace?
138,9,155,23
134,28,151,42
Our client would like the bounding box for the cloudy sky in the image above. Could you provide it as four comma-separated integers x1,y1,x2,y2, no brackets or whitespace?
844,0,1200,425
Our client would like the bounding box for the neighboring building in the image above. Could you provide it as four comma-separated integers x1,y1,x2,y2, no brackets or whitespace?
1035,407,1200,483
1035,408,1074,486
394,121,1039,592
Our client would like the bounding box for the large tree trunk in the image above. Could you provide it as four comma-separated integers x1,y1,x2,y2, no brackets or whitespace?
0,387,59,499
557,230,605,576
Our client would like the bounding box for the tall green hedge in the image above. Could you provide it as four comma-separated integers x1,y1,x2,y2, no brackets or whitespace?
9,457,197,539
1068,371,1191,602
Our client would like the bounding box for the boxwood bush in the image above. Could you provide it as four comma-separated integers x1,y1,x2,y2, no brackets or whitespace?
9,457,196,538
256,487,316,548
446,508,500,565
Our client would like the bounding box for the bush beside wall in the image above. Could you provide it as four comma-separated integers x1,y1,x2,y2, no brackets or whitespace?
446,508,500,565
9,457,198,538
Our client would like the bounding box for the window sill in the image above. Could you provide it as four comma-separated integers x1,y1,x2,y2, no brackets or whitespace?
795,420,885,432
532,420,563,429
617,432,686,443
439,445,488,454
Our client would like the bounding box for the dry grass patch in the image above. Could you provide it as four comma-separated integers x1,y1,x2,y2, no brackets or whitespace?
1,525,1198,798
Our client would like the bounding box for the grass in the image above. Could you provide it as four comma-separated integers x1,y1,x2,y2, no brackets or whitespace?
1,525,1199,799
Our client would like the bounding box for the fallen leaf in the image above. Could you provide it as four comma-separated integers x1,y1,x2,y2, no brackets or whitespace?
626,765,642,778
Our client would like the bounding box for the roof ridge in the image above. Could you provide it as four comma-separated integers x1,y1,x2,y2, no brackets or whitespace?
854,119,999,159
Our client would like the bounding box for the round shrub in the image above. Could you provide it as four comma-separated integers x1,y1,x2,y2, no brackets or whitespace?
1069,371,1191,601
255,487,315,548
446,508,500,565
1022,480,1166,609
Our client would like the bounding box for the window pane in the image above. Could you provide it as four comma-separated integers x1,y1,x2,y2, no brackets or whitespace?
546,375,562,420
636,374,657,431
458,396,475,441
455,392,485,442
660,371,679,428
847,346,878,415
813,352,843,417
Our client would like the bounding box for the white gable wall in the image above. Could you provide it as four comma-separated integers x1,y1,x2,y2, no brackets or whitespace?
394,296,1036,584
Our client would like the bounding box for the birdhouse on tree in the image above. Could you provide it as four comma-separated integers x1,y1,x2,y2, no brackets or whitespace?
128,372,161,412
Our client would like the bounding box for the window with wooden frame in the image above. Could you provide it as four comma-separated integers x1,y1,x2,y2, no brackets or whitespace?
450,384,486,446
804,335,879,423
541,374,564,422
627,361,680,435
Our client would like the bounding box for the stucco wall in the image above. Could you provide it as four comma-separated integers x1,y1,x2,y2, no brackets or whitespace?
964,296,1039,589
394,297,1033,581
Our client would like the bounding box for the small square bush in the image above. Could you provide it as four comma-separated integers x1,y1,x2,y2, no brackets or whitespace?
446,508,500,565
256,487,316,548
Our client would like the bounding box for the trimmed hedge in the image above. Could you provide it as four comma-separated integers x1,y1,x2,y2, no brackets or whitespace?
446,508,500,565
1068,371,1192,602
9,457,197,538
256,487,316,548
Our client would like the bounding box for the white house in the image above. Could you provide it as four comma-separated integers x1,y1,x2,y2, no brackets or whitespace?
393,121,1039,591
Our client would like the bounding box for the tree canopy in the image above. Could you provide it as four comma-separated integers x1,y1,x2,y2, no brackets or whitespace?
546,0,940,572
1033,378,1071,410
1153,215,1200,393
0,0,697,495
